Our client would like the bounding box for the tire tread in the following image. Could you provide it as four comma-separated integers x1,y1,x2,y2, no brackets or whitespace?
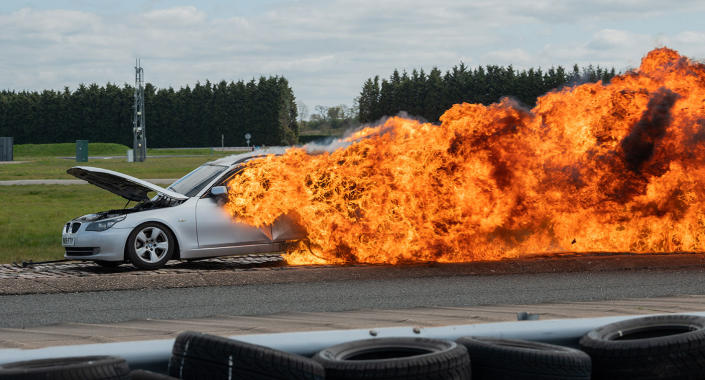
579,314,705,379
457,337,591,380
169,331,324,380
313,337,470,380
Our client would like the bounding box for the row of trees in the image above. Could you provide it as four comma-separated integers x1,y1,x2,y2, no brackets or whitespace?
0,77,298,147
358,64,617,123
1,62,619,147
300,104,359,134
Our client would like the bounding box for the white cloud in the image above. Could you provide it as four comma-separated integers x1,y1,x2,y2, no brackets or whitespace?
1,8,102,35
672,31,705,45
588,29,643,49
140,6,207,27
500,0,705,23
483,48,533,65
0,1,704,108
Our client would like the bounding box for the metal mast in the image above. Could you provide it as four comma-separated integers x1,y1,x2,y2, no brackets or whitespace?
132,59,147,162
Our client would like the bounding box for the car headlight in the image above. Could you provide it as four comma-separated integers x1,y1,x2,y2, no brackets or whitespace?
86,216,126,232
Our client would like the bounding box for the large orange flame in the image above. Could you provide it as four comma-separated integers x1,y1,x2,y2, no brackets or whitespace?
225,48,705,265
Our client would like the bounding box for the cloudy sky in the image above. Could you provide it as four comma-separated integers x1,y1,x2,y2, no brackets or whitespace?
1,0,704,114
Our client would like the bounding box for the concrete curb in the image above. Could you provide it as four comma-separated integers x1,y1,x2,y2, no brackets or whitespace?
2,253,704,295
2,295,705,350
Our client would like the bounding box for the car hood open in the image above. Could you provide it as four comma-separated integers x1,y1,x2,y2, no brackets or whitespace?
67,166,189,202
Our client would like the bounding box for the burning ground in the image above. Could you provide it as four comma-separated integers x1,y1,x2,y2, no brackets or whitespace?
225,48,705,265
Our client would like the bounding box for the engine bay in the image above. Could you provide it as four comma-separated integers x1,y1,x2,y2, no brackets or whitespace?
87,195,185,220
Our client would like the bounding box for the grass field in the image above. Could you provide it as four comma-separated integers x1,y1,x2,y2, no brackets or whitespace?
2,143,242,180
0,185,125,263
14,142,217,158
0,144,249,263
0,155,236,180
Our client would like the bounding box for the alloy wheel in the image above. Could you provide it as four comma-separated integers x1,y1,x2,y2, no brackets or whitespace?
133,226,169,264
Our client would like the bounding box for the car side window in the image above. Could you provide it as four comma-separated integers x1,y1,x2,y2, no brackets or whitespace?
201,166,245,199
218,166,246,186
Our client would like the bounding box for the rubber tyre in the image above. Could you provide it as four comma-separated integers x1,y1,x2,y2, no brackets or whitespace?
126,222,174,270
129,369,178,379
313,337,471,380
579,314,705,379
0,356,129,379
168,331,324,380
456,337,591,379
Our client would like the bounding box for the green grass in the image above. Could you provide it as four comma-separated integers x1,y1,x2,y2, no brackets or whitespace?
149,147,216,155
0,148,247,262
0,185,126,263
14,143,131,158
0,155,241,180
3,143,247,180
14,142,219,158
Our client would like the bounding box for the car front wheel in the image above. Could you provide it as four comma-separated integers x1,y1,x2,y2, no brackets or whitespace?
127,222,174,270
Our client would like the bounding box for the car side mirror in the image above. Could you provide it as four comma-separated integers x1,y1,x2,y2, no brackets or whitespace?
210,186,228,197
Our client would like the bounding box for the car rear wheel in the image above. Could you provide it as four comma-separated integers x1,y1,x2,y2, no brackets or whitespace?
127,223,174,270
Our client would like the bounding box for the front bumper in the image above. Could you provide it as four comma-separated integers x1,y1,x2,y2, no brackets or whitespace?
62,222,132,262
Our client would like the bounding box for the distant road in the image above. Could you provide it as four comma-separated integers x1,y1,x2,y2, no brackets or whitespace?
2,267,704,328
56,155,204,160
0,179,176,186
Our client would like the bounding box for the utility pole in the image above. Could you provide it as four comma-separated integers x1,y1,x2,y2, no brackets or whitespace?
132,59,147,162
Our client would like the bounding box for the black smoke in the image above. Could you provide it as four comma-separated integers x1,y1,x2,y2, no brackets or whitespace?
621,87,680,172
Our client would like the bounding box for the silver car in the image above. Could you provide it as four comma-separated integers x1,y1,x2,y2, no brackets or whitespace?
61,149,305,269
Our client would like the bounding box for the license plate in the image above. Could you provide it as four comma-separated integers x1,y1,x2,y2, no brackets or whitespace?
62,236,75,246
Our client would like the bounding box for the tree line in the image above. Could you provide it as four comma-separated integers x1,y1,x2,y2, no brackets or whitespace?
358,64,617,123
0,76,298,147
1,63,619,147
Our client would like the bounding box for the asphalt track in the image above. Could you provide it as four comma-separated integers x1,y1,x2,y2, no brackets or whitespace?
2,267,705,328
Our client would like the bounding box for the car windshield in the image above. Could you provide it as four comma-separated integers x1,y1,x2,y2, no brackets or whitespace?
168,164,228,197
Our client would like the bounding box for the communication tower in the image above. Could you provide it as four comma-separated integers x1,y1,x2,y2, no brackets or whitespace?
132,59,147,162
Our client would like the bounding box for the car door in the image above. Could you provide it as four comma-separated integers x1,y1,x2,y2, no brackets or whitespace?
195,193,272,248
194,165,273,248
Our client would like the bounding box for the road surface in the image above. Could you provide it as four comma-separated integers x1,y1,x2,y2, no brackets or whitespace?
2,267,704,328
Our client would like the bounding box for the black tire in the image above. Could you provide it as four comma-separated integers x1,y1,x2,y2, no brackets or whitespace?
126,222,175,270
313,337,471,380
96,260,122,268
129,369,178,379
579,314,705,379
168,331,324,380
0,356,129,379
456,336,591,379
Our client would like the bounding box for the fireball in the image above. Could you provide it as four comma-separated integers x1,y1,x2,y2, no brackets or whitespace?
226,48,705,265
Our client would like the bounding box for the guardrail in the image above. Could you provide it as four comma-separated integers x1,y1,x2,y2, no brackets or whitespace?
3,311,704,373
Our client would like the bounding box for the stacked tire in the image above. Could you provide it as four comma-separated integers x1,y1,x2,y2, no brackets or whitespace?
168,331,324,380
0,356,131,379
456,337,591,379
312,337,470,380
5,314,705,379
579,314,705,379
310,335,594,379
